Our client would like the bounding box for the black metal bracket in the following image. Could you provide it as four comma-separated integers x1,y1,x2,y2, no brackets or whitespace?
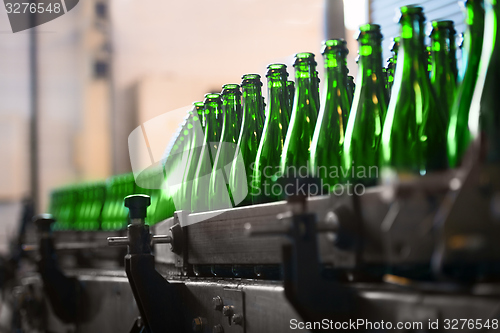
281,203,360,329
108,194,185,333
34,214,86,324
248,177,361,331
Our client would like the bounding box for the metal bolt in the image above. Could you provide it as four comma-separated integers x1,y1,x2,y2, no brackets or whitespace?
212,324,224,333
192,317,204,332
231,313,243,326
212,296,223,310
222,305,234,317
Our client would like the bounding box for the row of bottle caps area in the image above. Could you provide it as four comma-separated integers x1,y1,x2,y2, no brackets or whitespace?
49,0,499,231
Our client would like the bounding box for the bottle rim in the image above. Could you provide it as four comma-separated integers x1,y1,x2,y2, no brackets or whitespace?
204,93,221,100
241,74,263,87
241,73,261,80
221,84,241,95
321,39,348,54
266,63,288,77
293,52,317,67
397,5,425,23
356,23,383,40
430,20,457,34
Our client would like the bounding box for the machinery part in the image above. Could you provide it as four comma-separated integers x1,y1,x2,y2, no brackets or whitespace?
246,177,360,330
107,194,185,333
34,214,87,324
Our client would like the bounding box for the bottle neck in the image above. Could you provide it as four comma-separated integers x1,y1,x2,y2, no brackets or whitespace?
221,93,241,140
323,50,349,88
242,83,262,117
205,101,222,143
462,0,486,71
357,36,384,83
294,62,317,99
266,74,288,119
398,14,427,75
430,28,454,77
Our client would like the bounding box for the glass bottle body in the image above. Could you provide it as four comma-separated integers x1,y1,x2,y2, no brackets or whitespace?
342,25,388,186
380,6,448,176
252,64,290,203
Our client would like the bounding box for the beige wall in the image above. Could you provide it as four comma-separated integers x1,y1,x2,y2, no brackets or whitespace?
111,0,326,174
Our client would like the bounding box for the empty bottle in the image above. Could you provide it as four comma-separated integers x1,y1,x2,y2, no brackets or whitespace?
191,94,223,212
468,0,500,163
287,80,295,118
229,75,264,206
430,20,458,122
179,102,206,212
310,39,351,190
447,0,485,167
380,5,448,177
387,36,400,95
342,24,388,186
347,75,355,105
252,64,290,203
281,53,319,181
209,84,242,211
101,173,136,230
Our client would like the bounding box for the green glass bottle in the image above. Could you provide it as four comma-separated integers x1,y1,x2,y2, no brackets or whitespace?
382,67,388,93
387,36,400,95
164,111,193,211
194,101,206,131
430,20,458,122
178,102,206,212
252,64,290,203
426,46,432,75
287,80,295,118
49,186,77,231
468,0,500,163
342,25,388,186
380,5,448,177
281,53,319,181
457,32,466,80
209,84,242,211
191,94,223,212
310,39,351,190
229,75,264,206
347,75,355,105
75,182,105,230
101,173,136,230
135,168,171,225
447,0,485,167
48,189,61,230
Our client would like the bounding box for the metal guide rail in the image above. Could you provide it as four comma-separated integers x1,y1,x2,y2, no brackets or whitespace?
14,153,500,333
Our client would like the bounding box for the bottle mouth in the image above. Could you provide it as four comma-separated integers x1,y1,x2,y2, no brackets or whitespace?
359,23,382,33
390,36,400,52
266,63,288,77
204,93,221,101
430,20,456,34
397,5,425,23
241,74,262,86
241,73,261,80
221,84,241,95
293,52,317,67
321,39,348,54
356,24,383,40
193,101,204,109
